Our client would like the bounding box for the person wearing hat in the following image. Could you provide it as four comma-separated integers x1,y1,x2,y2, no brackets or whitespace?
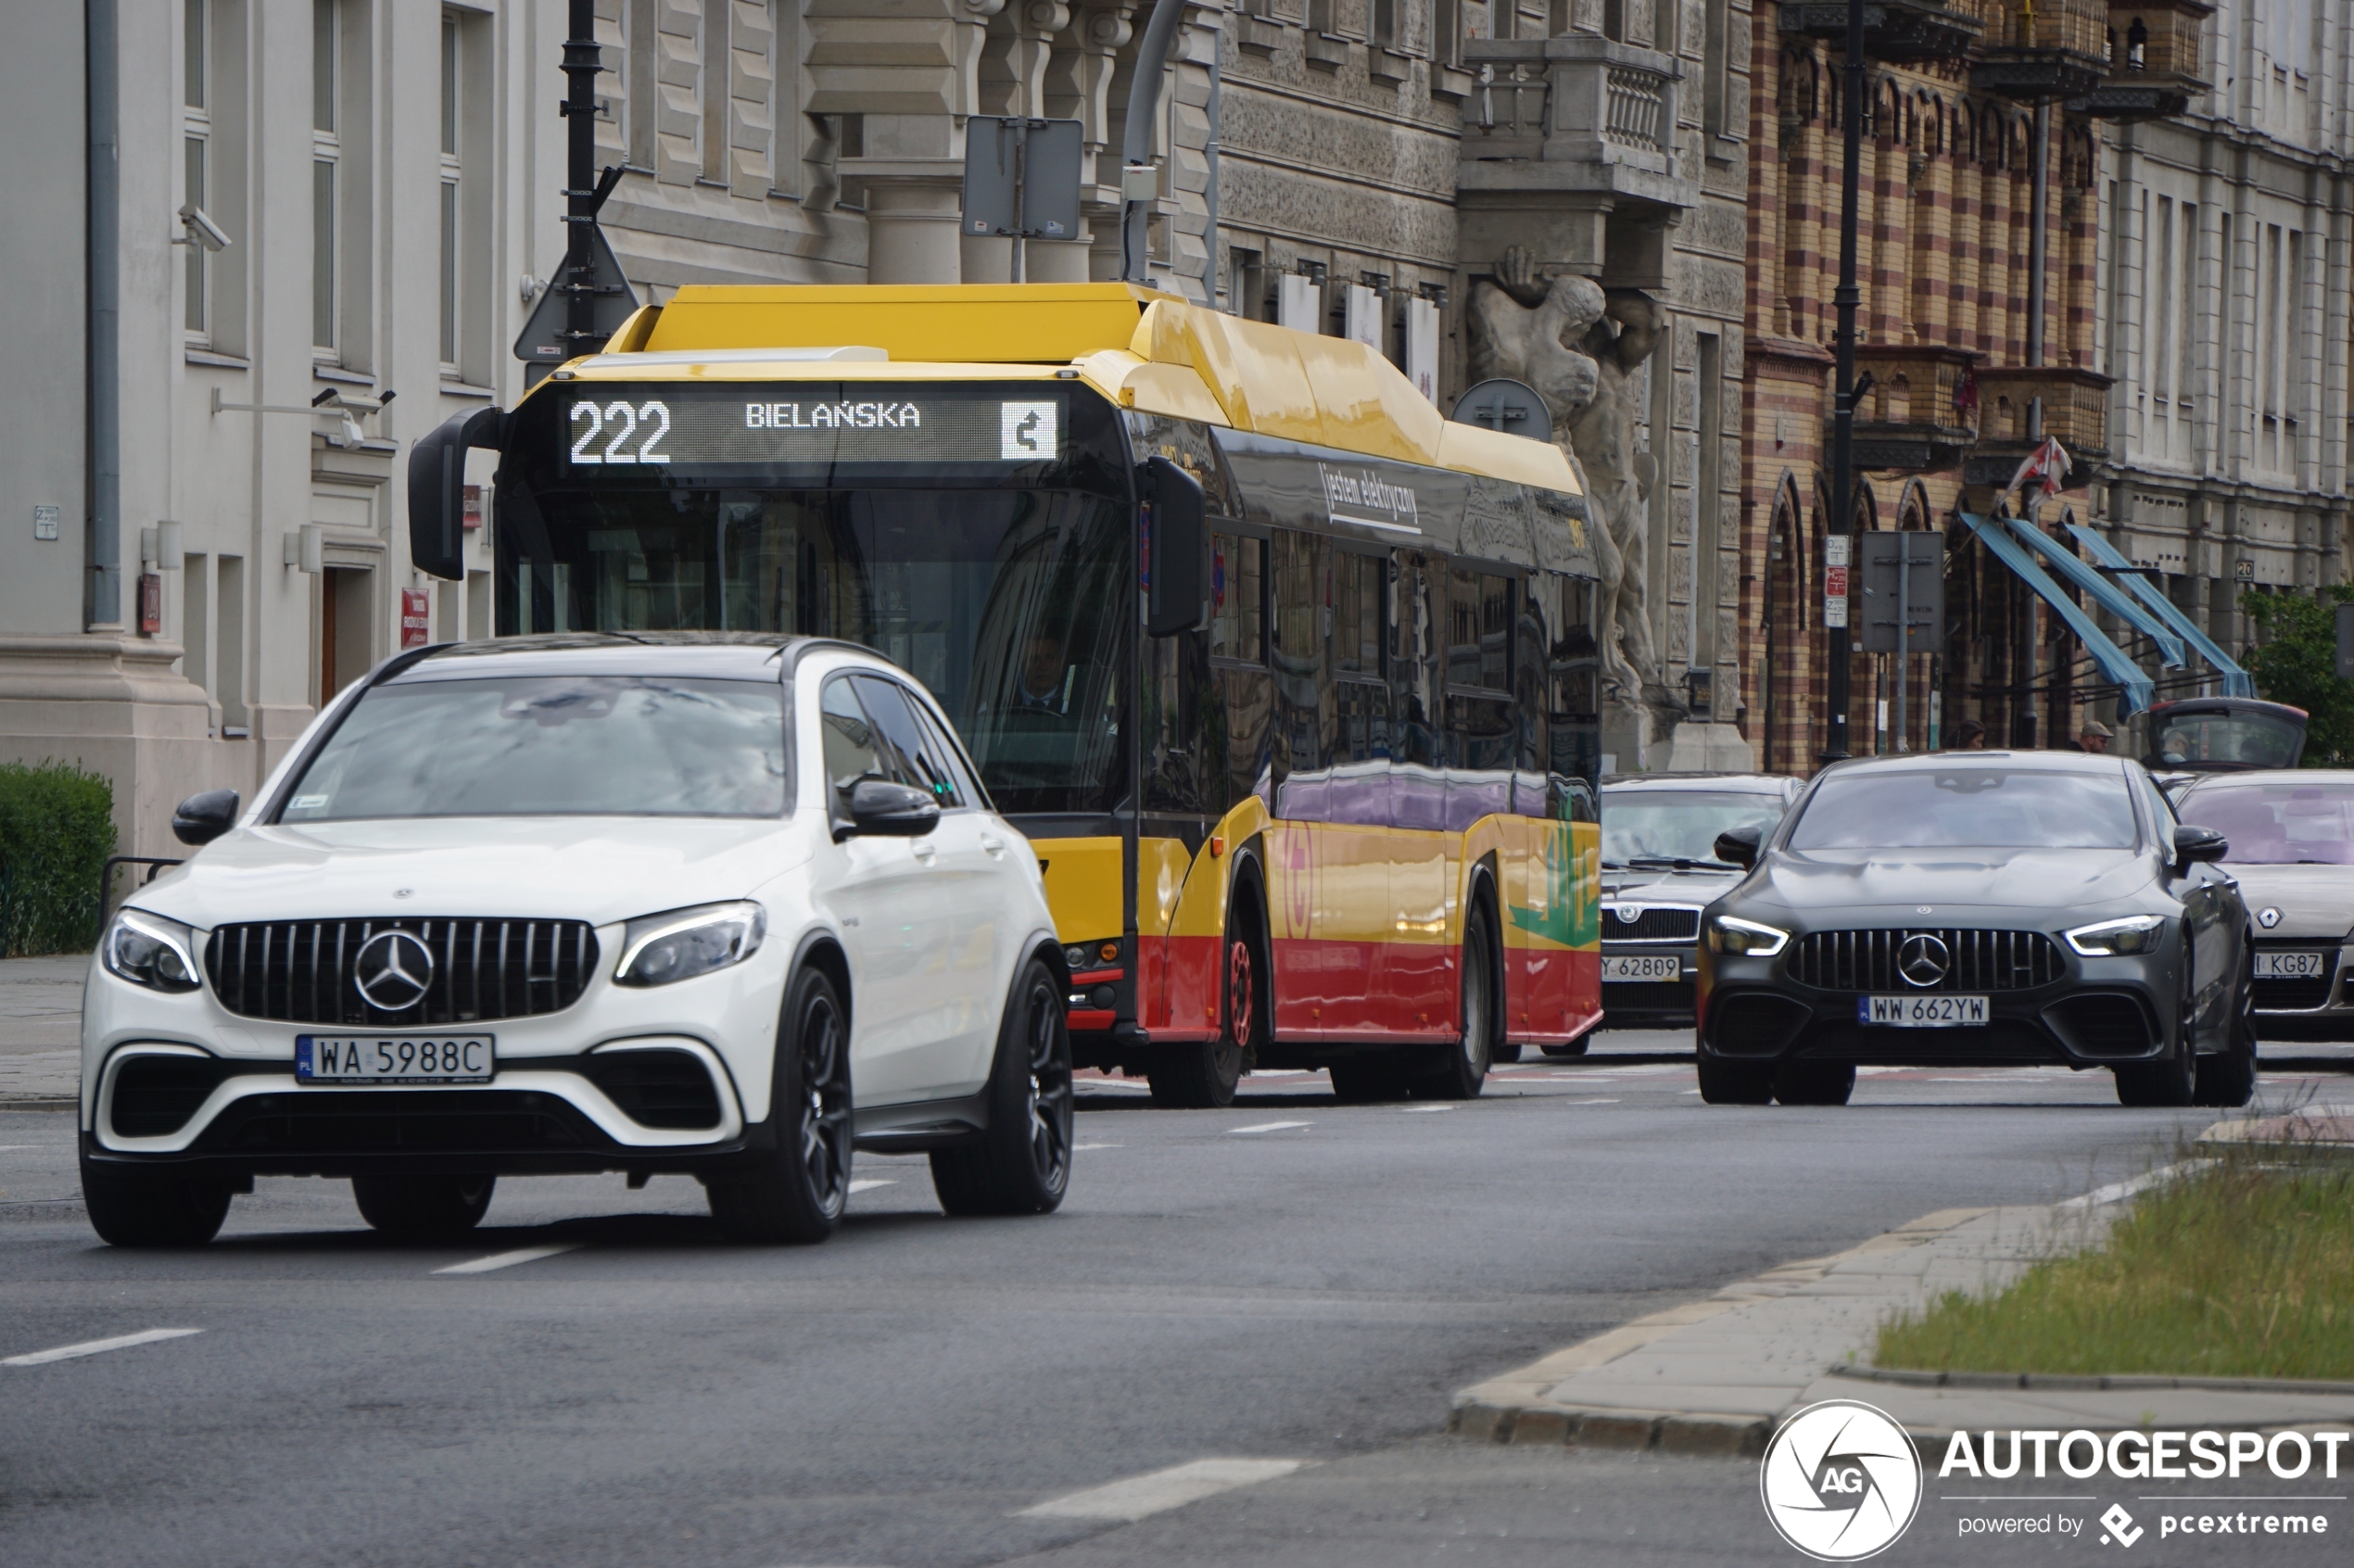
2066,719,2112,753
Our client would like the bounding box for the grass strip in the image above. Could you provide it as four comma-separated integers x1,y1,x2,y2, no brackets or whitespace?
1876,1139,2354,1383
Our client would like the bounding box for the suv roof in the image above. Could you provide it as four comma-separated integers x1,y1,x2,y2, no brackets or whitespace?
1601,772,1798,792
387,633,873,684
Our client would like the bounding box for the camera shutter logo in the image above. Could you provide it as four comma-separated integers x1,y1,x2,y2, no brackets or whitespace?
1759,1399,1921,1561
2099,1503,2144,1548
1896,933,1950,988
354,930,436,1012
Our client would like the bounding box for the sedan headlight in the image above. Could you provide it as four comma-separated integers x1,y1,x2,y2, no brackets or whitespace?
102,909,202,993
2065,914,2166,956
1706,915,1790,957
614,901,766,987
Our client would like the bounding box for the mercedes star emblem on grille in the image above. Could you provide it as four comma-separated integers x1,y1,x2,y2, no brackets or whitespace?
1612,905,1641,922
1897,932,1951,988
353,929,436,1011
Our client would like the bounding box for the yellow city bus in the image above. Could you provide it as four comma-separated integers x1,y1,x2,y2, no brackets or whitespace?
410,284,1603,1105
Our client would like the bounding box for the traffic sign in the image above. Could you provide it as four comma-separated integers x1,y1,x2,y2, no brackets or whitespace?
961,117,1083,244
1858,531,1943,654
513,222,639,369
1451,378,1550,445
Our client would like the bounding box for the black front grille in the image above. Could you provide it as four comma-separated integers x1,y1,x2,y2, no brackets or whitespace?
1602,980,1695,1017
1711,993,1811,1056
205,918,599,1026
196,1091,604,1154
109,1055,233,1138
1789,929,2064,993
1603,906,1702,943
583,1050,722,1130
2253,946,2339,1012
2046,994,2155,1056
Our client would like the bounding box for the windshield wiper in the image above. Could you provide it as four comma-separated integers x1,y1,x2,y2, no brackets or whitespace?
1625,854,1741,871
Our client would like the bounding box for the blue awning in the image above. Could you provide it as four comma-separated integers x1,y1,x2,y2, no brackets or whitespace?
2064,523,2256,698
2005,519,2186,669
1957,514,2156,716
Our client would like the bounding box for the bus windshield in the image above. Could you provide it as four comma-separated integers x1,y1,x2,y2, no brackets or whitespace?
504,486,1129,815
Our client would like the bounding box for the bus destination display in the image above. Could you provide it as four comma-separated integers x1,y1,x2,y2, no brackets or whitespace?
563,391,1063,468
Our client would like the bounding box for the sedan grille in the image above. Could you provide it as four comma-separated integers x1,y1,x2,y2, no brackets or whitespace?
204,918,599,1026
1603,905,1702,943
1788,929,2064,993
2252,946,2338,1012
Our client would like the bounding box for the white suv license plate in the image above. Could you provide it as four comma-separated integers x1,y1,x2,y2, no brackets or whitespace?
1603,955,1683,982
1859,995,1989,1028
297,1035,495,1084
2254,952,2326,979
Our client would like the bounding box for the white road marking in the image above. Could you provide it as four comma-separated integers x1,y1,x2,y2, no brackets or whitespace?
1226,1119,1311,1135
0,1144,44,1152
2057,1161,2211,1212
432,1243,583,1275
1071,1143,1122,1151
5,1327,203,1367
1400,1105,1455,1113
1559,1097,1621,1106
846,1178,895,1195
1018,1458,1310,1522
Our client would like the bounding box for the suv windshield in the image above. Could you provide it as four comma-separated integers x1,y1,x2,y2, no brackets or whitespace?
1602,790,1786,866
1788,766,2140,851
279,675,787,820
2181,781,2354,866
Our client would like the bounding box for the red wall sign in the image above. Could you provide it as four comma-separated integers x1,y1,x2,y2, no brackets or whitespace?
400,588,431,649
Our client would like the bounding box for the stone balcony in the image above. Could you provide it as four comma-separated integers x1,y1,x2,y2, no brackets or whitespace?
1970,0,2110,101
1776,0,1986,64
1962,366,2114,487
2069,0,2215,119
1838,345,1985,474
1455,35,1695,291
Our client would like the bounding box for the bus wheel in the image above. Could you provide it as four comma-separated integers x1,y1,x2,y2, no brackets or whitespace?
1414,900,1499,1100
1146,934,1254,1109
1492,1043,1524,1064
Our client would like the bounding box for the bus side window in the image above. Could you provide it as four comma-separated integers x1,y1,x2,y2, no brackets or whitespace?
1271,530,1330,781
1209,531,1263,664
1447,566,1512,694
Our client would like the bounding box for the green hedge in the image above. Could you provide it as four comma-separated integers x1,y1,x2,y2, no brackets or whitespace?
0,761,117,957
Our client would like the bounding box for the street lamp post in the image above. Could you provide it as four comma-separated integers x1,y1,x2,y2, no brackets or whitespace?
1821,0,1866,764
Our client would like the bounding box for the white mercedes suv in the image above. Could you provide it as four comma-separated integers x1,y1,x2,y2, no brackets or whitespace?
81,635,1074,1246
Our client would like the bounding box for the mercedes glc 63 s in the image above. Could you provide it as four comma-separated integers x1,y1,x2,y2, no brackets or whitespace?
1695,751,2256,1108
82,635,1074,1246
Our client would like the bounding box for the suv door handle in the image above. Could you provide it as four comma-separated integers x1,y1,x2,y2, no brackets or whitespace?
981,835,1006,856
912,841,938,863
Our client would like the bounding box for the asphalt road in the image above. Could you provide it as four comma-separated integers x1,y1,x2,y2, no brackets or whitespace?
2,1031,2348,1568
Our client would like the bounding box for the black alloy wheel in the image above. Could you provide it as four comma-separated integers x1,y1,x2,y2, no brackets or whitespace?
932,956,1074,1216
1146,888,1259,1108
2117,925,2198,1107
352,1175,496,1241
1773,1060,1856,1106
1413,898,1498,1099
707,966,853,1244
2193,942,2259,1108
80,1157,233,1247
1696,1056,1776,1105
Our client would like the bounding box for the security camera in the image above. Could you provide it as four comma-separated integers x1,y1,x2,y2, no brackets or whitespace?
177,202,230,253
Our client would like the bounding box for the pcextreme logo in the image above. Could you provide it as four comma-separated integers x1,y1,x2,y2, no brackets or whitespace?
1761,1399,1924,1562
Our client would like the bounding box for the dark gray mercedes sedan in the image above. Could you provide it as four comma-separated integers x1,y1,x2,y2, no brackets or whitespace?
1694,751,2256,1108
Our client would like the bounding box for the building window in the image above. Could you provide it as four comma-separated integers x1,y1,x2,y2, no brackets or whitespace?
184,0,209,337
702,0,730,184
439,13,461,371
184,134,209,335
311,0,338,354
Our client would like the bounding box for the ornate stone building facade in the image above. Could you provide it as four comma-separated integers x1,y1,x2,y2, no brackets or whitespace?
1735,0,2354,772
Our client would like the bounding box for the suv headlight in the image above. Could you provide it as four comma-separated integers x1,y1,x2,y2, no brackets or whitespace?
1706,915,1790,957
102,909,203,993
614,901,766,987
2066,915,2166,956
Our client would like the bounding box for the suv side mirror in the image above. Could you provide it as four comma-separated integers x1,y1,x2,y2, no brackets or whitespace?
1714,823,1763,868
2173,823,2228,866
407,407,502,582
1145,455,1205,637
171,789,241,846
843,779,941,840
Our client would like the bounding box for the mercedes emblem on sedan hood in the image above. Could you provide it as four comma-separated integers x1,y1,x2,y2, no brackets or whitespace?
353,929,436,1011
1896,932,1950,988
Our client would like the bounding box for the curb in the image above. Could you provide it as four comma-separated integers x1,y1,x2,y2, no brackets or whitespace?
0,1096,77,1112
1446,1208,1992,1460
1827,1363,2354,1399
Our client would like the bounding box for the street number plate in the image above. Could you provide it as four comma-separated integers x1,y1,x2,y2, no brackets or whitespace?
296,1035,495,1083
1602,955,1683,982
2253,952,2326,979
1858,994,1988,1027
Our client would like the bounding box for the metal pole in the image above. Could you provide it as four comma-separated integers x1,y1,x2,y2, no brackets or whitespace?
1011,118,1028,285
1119,0,1188,285
561,0,601,352
2028,101,2049,366
86,0,120,628
1893,536,1910,752
1823,0,1865,763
